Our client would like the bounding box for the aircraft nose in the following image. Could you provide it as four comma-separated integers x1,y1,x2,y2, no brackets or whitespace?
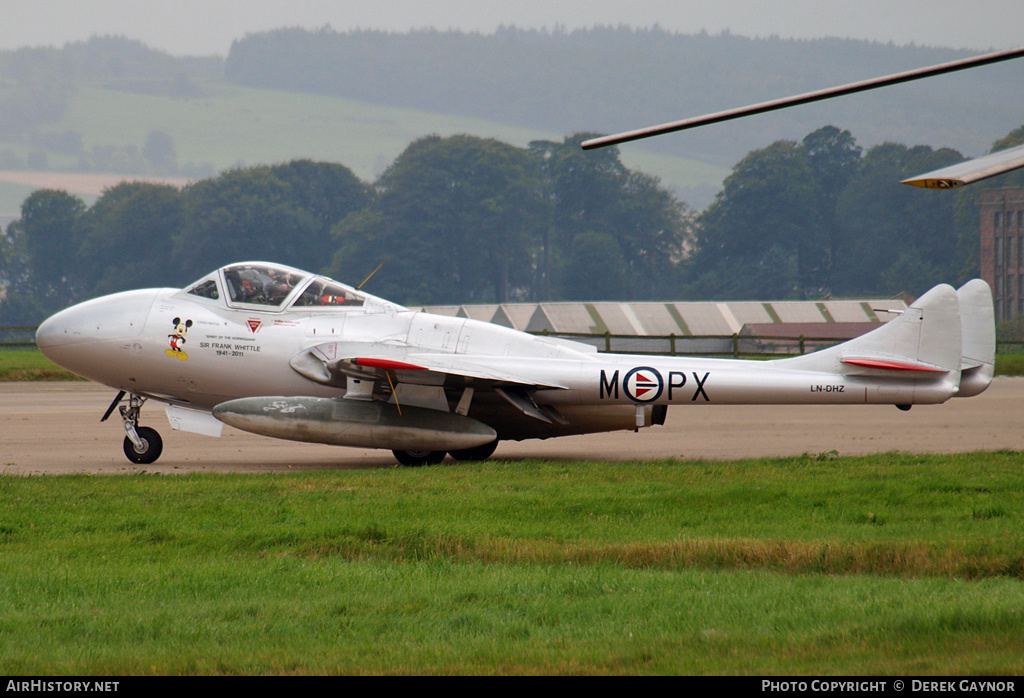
36,289,161,374
35,308,83,351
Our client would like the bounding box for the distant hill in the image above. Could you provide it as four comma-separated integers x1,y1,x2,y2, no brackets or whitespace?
0,80,727,216
0,30,1021,216
225,27,1024,165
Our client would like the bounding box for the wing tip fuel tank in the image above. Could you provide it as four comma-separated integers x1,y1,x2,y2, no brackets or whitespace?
212,396,497,451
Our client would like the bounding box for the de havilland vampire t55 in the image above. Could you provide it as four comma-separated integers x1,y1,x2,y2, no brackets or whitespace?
35,47,1015,466
36,262,995,466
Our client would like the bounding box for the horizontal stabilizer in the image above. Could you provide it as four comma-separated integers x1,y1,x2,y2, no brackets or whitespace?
776,283,962,390
840,357,948,373
837,283,961,377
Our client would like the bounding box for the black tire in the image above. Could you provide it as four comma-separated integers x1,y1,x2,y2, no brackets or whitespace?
123,426,163,465
391,449,446,467
449,439,499,462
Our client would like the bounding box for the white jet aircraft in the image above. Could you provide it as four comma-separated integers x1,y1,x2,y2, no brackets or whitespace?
35,46,1017,466
35,261,994,466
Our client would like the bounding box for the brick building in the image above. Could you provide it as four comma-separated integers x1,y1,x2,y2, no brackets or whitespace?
979,188,1024,321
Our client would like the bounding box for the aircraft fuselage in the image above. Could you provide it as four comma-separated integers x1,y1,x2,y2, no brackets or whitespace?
35,262,992,463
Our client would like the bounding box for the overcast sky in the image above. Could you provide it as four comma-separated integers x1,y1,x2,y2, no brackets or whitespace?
3,0,1022,56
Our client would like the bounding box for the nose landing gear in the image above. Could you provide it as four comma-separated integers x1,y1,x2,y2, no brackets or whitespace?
122,425,163,465
102,391,164,464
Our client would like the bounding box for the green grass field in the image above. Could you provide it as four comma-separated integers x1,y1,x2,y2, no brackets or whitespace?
1,350,1023,674
0,454,1021,675
0,349,82,381
994,352,1024,376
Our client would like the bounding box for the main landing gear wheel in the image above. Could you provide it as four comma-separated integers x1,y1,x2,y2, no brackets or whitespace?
123,426,163,464
448,439,499,462
392,449,446,467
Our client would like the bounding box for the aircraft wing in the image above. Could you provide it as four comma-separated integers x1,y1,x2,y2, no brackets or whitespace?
581,46,1024,151
289,341,571,391
400,354,570,389
901,143,1024,189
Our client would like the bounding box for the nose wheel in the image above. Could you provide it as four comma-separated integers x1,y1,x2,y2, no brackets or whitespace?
123,426,163,464
103,391,164,464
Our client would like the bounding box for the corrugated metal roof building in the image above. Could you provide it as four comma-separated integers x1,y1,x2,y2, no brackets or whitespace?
415,298,908,356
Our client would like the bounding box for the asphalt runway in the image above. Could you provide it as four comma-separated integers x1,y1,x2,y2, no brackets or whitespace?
2,379,1023,474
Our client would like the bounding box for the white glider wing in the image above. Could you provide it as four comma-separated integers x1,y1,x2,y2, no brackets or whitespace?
901,143,1024,189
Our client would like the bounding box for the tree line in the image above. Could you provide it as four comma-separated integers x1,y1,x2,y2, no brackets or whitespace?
0,135,692,323
684,125,975,300
1,124,1004,325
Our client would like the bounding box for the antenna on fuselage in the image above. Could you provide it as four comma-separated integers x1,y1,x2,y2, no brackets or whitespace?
356,258,389,290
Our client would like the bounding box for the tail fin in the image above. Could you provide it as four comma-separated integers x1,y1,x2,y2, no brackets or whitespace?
954,279,995,397
779,280,996,401
779,283,962,381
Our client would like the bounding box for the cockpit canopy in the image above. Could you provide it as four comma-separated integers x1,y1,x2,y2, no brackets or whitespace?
184,262,367,311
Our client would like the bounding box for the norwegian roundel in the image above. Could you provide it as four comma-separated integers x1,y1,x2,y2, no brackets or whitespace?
622,366,664,403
